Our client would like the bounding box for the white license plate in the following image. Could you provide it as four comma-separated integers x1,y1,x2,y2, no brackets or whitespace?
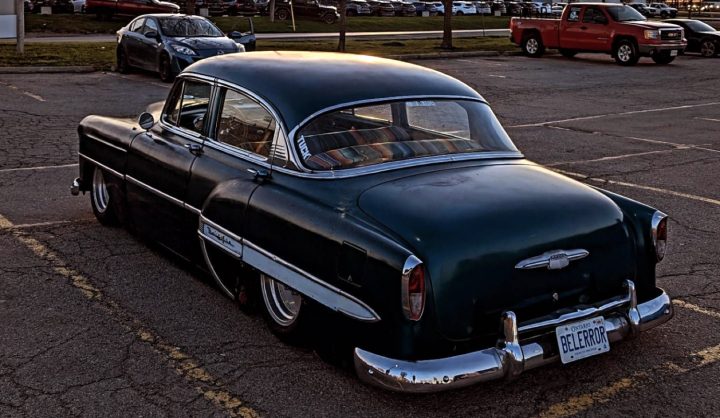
556,316,609,364
670,50,678,56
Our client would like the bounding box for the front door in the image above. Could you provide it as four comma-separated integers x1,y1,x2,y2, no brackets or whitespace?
577,6,610,51
558,5,584,50
137,16,161,72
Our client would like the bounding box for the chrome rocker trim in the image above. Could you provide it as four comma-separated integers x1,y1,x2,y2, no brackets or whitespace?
354,280,673,393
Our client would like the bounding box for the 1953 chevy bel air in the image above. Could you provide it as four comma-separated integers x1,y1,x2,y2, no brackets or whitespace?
71,52,673,392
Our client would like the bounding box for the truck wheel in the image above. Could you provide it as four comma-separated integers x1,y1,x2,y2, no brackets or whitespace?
700,39,717,57
275,8,289,20
322,12,337,23
522,32,545,57
559,49,577,58
614,39,639,66
652,51,675,65
660,11,667,17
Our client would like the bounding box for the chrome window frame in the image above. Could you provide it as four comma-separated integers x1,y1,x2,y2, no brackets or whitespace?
159,74,216,142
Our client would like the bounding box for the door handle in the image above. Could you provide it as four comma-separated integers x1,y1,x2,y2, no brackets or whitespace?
247,168,271,181
185,143,203,155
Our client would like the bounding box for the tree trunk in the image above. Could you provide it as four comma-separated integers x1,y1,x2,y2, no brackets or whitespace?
338,0,347,52
269,0,276,22
440,0,452,49
186,0,196,15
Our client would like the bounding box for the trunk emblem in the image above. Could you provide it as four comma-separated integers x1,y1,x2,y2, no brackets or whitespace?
515,249,589,270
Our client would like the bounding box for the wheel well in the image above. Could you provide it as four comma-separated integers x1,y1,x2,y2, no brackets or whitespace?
612,36,637,52
521,29,542,44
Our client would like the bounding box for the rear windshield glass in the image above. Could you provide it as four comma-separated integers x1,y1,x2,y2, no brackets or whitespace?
159,17,224,37
685,20,715,32
295,99,518,171
605,5,646,22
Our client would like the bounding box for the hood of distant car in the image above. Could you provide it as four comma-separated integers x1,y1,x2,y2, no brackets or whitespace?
625,21,683,30
169,36,237,50
359,162,633,341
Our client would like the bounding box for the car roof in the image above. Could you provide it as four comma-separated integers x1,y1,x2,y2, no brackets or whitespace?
185,51,483,131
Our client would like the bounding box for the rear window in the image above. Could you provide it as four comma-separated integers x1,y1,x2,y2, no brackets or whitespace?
295,99,518,171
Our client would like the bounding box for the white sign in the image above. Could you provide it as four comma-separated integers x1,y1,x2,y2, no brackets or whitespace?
0,15,17,39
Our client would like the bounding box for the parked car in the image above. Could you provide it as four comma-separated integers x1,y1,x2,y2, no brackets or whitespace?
411,1,426,14
390,0,415,15
115,14,252,82
510,3,687,65
426,1,445,14
664,18,720,57
628,3,656,17
367,0,396,15
649,2,677,17
474,1,491,14
31,0,76,13
24,0,34,13
452,1,476,14
346,0,372,15
71,0,86,12
551,3,565,16
272,0,339,23
72,51,674,392
85,0,179,19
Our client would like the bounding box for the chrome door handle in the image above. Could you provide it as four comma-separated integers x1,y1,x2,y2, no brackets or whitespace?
185,143,203,155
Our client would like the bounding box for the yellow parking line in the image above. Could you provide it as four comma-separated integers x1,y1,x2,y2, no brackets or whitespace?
0,214,258,418
674,300,720,320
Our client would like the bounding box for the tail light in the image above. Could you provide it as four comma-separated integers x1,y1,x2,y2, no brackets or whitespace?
401,255,425,321
651,211,668,262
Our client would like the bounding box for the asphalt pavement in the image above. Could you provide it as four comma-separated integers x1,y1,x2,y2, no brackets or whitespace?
0,52,719,417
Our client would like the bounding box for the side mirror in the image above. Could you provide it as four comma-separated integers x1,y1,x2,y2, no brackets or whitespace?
138,112,155,131
145,30,159,39
228,30,243,39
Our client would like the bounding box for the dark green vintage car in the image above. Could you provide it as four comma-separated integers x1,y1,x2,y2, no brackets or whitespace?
72,52,673,392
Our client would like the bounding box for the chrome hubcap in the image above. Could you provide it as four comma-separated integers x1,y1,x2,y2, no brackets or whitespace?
260,274,302,327
701,41,715,57
618,45,632,62
526,38,538,54
92,168,109,214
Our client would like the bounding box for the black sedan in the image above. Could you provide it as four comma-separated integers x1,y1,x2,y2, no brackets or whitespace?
72,52,673,392
116,14,256,82
663,18,719,57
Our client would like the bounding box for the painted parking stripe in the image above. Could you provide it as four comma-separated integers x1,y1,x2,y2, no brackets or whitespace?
553,169,720,207
0,163,78,174
507,101,720,128
0,214,258,418
546,149,677,167
695,117,720,123
674,300,720,320
22,91,46,102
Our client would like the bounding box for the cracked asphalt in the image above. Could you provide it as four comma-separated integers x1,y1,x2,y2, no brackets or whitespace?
0,52,719,417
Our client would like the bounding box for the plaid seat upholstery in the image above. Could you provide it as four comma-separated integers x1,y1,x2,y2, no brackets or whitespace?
306,138,483,170
301,126,411,156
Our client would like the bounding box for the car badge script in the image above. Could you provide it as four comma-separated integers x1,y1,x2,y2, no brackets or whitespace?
514,249,589,270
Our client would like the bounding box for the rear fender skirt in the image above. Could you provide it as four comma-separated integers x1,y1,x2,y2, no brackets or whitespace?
198,215,381,323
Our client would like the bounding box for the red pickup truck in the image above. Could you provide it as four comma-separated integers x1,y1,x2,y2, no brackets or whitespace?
85,0,180,20
510,3,687,65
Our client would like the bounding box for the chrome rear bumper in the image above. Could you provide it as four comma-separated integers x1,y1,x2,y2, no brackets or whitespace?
354,280,673,393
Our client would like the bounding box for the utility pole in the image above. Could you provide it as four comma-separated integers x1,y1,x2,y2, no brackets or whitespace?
16,0,24,54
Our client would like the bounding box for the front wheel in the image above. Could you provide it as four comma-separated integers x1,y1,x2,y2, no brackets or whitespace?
652,51,676,65
275,8,289,20
158,55,174,83
614,39,639,66
456,11,463,15
700,39,717,57
322,12,337,24
522,32,544,57
90,166,120,226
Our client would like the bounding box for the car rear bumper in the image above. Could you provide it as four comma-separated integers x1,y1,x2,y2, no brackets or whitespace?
639,43,686,56
354,280,673,393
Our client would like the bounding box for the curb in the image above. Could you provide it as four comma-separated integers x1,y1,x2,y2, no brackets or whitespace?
389,50,524,60
0,66,96,74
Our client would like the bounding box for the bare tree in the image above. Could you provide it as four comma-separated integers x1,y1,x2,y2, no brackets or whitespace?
337,0,347,52
269,0,276,22
440,0,452,49
186,0,196,15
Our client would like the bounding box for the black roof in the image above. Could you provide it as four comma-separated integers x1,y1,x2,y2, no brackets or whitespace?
185,51,483,131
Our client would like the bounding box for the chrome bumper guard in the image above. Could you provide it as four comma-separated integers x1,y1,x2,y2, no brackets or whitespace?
70,178,81,196
354,280,673,393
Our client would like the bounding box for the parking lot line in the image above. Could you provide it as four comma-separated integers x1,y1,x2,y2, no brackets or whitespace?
546,149,676,167
0,163,78,173
553,169,720,207
674,300,720,320
507,102,720,128
695,117,720,123
22,92,46,102
538,342,720,418
0,213,258,418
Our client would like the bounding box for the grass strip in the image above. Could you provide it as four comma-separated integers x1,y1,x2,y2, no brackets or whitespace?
0,38,516,70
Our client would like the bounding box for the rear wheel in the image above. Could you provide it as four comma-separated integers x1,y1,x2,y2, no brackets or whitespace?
322,12,337,23
456,10,464,15
260,274,310,343
660,10,668,17
652,51,676,65
275,7,289,20
522,32,544,57
90,166,120,226
559,49,577,58
700,39,717,57
613,39,639,66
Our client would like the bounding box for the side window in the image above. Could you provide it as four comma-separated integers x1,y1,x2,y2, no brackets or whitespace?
162,81,184,126
129,18,145,32
144,18,158,34
567,6,581,22
582,7,604,23
176,81,212,135
215,89,277,157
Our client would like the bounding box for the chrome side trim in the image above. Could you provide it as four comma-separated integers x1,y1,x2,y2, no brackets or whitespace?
242,238,381,322
126,175,184,208
85,133,127,153
78,153,124,179
185,204,202,215
514,248,589,270
354,281,674,393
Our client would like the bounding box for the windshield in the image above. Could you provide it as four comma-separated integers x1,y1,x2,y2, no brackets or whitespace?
295,99,519,170
606,5,646,22
158,17,224,37
685,20,715,32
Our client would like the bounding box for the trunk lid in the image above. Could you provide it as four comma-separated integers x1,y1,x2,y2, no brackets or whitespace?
358,163,634,341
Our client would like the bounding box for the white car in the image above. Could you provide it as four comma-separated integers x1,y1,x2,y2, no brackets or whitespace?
452,1,477,14
649,2,677,17
473,1,491,14
70,0,85,13
551,3,565,16
427,1,445,14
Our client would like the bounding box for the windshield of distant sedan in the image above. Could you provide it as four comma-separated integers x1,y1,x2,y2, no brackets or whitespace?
606,5,646,22
158,17,224,37
295,99,519,170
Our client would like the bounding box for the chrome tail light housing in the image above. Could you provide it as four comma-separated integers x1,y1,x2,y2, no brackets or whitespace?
401,255,425,321
651,211,668,262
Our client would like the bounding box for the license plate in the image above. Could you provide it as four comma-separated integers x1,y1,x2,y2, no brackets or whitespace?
670,50,678,56
556,316,609,364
